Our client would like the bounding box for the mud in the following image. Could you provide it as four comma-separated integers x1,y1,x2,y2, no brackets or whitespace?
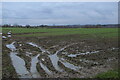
3,32,118,78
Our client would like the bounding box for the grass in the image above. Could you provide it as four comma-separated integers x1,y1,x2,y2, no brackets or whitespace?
70,70,119,80
95,70,119,78
2,28,119,38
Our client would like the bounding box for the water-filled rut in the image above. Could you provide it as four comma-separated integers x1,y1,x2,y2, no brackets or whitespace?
6,42,32,78
6,41,118,78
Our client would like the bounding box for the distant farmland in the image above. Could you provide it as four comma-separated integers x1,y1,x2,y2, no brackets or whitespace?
2,27,118,37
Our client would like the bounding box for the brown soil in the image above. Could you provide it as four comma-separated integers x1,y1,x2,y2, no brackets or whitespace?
2,34,118,78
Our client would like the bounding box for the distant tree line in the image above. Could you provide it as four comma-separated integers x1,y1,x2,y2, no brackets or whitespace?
1,24,119,28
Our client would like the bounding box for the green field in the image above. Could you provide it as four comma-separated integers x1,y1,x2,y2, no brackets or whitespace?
95,70,119,78
2,28,119,38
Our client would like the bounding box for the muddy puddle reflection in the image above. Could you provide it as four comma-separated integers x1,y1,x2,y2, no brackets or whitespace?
60,58,82,71
6,42,32,78
68,51,100,57
30,54,41,78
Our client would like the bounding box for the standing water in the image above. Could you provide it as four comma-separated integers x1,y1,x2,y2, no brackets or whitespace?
30,54,41,78
6,42,32,78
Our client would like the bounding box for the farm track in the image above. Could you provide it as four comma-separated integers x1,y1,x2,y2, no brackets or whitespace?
2,30,119,78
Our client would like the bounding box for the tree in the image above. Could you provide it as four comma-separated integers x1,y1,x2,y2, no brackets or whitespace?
25,25,31,28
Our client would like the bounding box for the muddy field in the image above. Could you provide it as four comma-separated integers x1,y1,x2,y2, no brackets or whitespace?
2,29,119,79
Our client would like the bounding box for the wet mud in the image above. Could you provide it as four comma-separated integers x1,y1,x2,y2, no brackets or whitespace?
2,32,118,78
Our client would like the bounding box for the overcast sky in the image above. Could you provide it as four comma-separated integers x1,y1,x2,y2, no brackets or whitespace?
2,2,118,25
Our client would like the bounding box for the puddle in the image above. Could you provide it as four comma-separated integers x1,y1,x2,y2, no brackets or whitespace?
10,52,32,78
6,42,32,78
39,61,52,75
7,31,11,35
110,47,119,50
27,42,39,47
27,42,77,72
27,42,50,54
27,42,63,72
60,58,82,71
68,51,100,57
8,35,11,37
68,47,119,58
68,54,78,57
30,54,41,78
2,36,7,39
47,43,77,72
7,31,12,37
48,54,63,72
6,42,16,51
26,52,32,57
80,51,99,55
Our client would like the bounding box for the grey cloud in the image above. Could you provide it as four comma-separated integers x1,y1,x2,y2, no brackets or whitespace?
2,2,118,25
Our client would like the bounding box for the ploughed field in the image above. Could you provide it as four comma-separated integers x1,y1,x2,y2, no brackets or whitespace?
2,28,119,78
